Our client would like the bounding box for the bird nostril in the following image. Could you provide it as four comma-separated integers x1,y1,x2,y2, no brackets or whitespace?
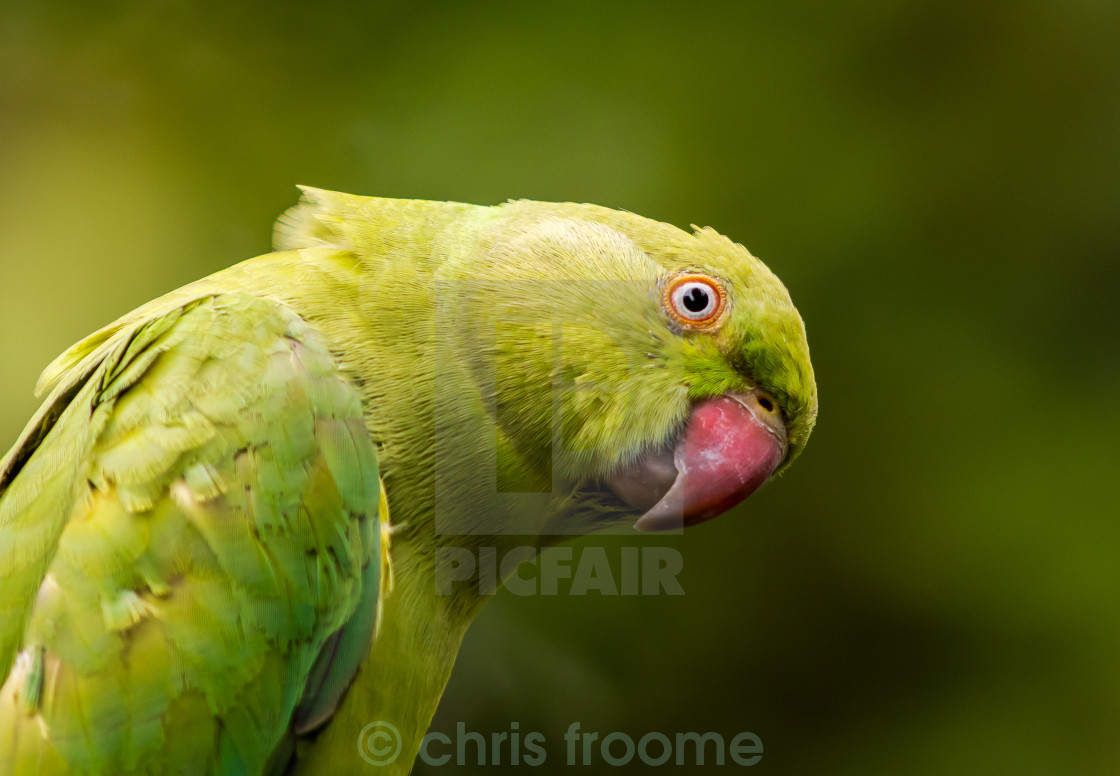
756,394,775,413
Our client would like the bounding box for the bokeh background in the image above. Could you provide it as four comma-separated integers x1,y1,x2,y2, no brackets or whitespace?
2,1,1119,773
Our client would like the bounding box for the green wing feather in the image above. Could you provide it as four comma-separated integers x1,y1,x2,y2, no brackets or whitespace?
0,292,381,775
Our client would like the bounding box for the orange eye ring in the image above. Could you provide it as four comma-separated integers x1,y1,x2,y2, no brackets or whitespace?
662,272,728,331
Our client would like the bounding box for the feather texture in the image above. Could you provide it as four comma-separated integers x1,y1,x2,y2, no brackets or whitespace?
0,294,381,775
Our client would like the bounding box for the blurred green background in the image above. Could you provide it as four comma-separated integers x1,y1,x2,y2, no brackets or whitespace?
2,1,1119,773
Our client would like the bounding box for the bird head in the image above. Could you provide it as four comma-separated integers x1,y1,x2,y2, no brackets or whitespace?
442,201,817,533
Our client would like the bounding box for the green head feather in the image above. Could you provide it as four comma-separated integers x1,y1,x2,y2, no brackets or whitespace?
275,188,816,537
441,200,817,483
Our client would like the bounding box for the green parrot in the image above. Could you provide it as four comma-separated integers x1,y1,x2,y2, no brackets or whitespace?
0,188,816,774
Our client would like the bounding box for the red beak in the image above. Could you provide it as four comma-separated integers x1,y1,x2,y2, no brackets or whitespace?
606,393,787,531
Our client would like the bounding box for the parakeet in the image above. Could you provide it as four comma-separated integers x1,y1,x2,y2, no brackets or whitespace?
0,188,817,774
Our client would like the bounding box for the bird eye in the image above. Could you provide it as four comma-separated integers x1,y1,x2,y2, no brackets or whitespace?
663,273,727,330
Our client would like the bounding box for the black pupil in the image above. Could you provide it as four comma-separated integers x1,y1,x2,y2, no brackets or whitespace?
682,286,710,313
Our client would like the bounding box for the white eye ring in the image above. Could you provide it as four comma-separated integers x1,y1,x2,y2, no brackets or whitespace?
671,281,718,320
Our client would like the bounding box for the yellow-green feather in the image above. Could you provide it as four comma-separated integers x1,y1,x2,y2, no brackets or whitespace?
0,293,380,775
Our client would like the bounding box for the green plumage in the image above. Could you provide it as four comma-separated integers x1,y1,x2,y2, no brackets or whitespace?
0,188,816,775
0,294,380,774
